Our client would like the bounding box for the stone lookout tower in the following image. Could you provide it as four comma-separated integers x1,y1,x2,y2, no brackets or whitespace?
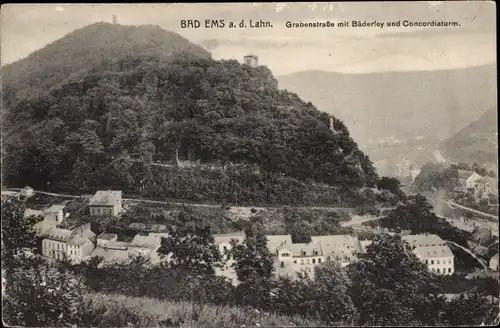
243,54,258,67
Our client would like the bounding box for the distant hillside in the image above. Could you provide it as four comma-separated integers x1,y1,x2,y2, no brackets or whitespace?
2,23,379,206
277,66,496,146
439,108,498,166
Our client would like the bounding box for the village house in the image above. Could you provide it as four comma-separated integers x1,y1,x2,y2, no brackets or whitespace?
457,170,482,193
402,234,454,275
128,232,169,263
413,245,455,275
311,235,362,267
41,223,96,264
88,240,131,267
96,232,118,247
473,176,498,197
43,204,66,224
213,231,246,284
89,190,123,216
20,186,34,198
274,242,325,279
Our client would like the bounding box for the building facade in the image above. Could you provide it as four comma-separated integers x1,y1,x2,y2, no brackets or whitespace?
89,190,123,216
402,234,454,275
413,245,455,275
457,170,482,192
243,54,258,67
42,223,96,264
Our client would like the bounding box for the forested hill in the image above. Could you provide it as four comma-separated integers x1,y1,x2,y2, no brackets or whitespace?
2,23,378,205
439,108,498,166
2,22,211,110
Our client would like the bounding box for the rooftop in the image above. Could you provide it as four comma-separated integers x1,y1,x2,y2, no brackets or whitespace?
401,234,446,248
89,190,122,206
413,245,454,258
476,176,497,185
266,234,293,253
277,242,323,257
24,208,44,218
44,227,72,242
97,233,118,240
45,204,65,213
311,235,360,249
90,246,131,265
33,219,56,234
458,169,478,180
214,231,245,246
129,234,162,249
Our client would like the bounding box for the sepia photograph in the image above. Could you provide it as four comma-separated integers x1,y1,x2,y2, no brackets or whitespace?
1,2,498,327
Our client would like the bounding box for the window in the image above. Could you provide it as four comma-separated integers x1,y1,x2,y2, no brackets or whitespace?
300,259,304,265
294,260,297,264
448,259,452,264
448,268,452,273
318,258,322,263
302,251,306,256
437,268,440,273
425,260,428,264
280,261,285,268
306,259,310,264
312,259,316,264
431,260,434,264
223,246,227,252
336,256,340,261
313,251,318,256
57,244,60,250
343,255,348,261
437,260,440,264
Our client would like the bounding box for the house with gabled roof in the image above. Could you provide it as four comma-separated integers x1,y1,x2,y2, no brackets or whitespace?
89,190,123,216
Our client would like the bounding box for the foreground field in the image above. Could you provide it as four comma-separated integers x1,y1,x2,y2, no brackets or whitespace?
80,292,322,328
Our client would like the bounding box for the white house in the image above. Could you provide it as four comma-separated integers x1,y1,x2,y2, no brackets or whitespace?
311,235,362,267
42,223,96,264
243,54,258,67
473,176,498,197
89,190,123,216
274,242,325,279
20,186,34,198
128,232,169,263
213,231,246,284
42,227,73,261
457,170,482,192
43,204,66,224
413,245,455,275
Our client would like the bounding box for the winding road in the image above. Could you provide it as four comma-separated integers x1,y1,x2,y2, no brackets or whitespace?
3,188,355,212
444,240,489,270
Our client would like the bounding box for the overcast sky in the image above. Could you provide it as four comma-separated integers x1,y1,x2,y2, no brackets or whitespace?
1,2,496,75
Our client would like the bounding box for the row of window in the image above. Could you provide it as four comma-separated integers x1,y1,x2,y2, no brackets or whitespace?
280,250,321,257
425,259,452,265
91,207,114,215
432,268,453,274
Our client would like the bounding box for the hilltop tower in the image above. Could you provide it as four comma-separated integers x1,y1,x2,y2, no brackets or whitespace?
112,15,117,25
243,54,258,67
